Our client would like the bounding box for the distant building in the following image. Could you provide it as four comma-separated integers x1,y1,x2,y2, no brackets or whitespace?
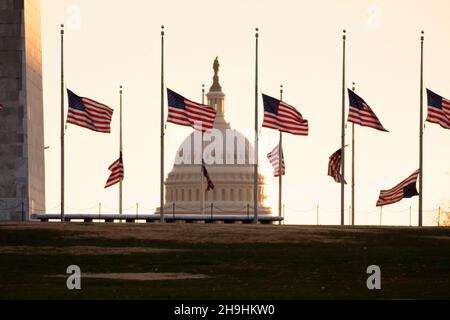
158,58,271,216
0,0,45,220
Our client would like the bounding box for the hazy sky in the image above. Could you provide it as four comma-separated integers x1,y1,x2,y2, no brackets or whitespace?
40,0,450,225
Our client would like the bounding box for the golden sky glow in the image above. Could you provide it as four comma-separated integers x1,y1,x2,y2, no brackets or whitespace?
41,0,450,225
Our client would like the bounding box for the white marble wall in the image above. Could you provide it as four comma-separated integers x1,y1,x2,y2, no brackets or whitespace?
0,0,45,220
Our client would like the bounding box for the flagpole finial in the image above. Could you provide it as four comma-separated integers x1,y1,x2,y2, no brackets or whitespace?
60,24,64,34
120,85,123,94
202,84,205,104
352,82,355,91
343,29,346,40
421,30,424,41
255,27,259,38
161,25,165,36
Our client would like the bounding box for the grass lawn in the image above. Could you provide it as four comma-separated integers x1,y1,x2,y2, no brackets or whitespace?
0,222,449,299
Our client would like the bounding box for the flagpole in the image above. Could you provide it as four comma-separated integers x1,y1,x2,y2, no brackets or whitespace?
160,25,165,223
278,85,283,224
380,206,383,226
60,24,65,223
351,82,355,226
253,27,259,224
419,30,424,227
119,85,123,216
340,29,346,226
201,84,205,216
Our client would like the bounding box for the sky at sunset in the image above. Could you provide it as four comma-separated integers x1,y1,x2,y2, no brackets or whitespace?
40,0,450,225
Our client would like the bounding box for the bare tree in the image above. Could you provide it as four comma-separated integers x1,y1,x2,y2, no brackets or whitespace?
433,199,450,226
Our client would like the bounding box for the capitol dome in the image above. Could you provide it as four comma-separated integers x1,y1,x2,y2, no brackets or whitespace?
174,127,254,166
159,58,272,216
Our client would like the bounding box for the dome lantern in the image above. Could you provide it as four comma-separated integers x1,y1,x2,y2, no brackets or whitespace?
206,57,229,129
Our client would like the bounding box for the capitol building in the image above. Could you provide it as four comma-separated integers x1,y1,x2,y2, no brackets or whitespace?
160,58,272,216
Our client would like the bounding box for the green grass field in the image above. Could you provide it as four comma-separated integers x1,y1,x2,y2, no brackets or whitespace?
0,222,449,299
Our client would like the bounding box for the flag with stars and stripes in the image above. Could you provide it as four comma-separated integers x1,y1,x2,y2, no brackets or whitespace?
426,89,450,130
67,89,114,133
167,88,216,132
347,89,388,132
376,169,419,207
262,94,308,136
328,147,346,184
201,161,215,192
105,155,124,188
267,144,285,177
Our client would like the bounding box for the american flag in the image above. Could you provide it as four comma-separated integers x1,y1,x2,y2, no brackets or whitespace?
328,147,346,184
347,89,388,132
67,89,114,133
201,161,215,192
267,144,285,177
376,169,419,207
262,94,308,136
426,89,450,129
167,89,216,132
105,155,124,188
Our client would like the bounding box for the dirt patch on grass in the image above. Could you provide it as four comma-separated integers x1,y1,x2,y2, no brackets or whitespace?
425,236,450,241
50,272,209,281
0,245,182,255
